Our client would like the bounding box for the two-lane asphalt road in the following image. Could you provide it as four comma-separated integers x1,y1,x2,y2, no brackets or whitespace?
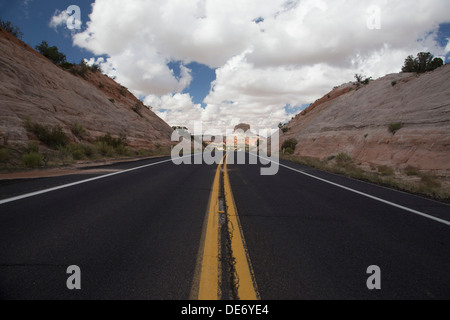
0,153,449,299
0,156,216,299
228,152,450,299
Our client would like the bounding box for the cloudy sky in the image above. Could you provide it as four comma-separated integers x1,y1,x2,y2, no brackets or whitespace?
2,0,450,132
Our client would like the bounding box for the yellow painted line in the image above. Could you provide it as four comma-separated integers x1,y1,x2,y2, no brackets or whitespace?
196,153,259,300
224,154,260,300
197,156,225,300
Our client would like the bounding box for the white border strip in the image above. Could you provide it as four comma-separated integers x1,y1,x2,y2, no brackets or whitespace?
256,154,450,226
0,158,175,206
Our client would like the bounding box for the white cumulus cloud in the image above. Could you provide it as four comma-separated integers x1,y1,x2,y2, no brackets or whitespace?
71,0,450,132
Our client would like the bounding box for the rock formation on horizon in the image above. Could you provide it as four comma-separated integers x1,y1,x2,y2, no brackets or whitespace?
234,123,251,133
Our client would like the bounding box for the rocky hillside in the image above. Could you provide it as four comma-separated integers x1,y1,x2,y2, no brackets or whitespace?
0,28,173,152
282,64,450,176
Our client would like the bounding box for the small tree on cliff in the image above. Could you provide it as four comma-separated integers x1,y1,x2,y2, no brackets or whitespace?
402,52,444,73
0,20,23,39
35,41,67,65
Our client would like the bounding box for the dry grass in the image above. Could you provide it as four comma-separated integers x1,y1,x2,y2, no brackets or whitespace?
281,153,449,203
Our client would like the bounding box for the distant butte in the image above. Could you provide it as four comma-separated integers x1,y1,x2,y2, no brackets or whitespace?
234,123,251,133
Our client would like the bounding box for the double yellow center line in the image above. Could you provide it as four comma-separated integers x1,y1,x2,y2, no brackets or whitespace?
194,153,259,300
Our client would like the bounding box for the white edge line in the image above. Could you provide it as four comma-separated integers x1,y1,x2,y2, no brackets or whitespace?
4,152,448,227
0,157,182,206
254,153,450,227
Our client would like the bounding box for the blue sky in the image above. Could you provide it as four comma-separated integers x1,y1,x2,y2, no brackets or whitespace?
0,0,217,108
1,0,450,130
170,61,217,108
0,0,93,63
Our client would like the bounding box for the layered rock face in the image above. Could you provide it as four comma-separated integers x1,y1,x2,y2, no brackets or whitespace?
282,65,450,175
0,29,173,150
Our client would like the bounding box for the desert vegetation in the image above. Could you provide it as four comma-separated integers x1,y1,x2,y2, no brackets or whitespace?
278,123,290,133
388,122,404,135
24,119,69,149
402,52,444,74
281,153,448,202
0,120,170,171
0,20,23,39
354,74,372,87
282,138,298,155
35,41,102,78
71,123,88,140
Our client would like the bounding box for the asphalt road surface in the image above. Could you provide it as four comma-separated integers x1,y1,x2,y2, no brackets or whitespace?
0,153,449,300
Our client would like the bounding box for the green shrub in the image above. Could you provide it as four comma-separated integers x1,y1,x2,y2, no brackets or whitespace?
72,149,86,160
336,153,353,166
404,165,420,176
24,120,69,149
27,141,40,153
97,142,115,157
119,86,128,96
60,62,75,71
60,61,92,79
378,165,395,176
57,145,74,163
22,152,43,168
63,60,100,79
115,145,131,156
88,63,102,73
35,41,67,65
0,148,9,163
71,61,89,79
138,149,150,156
59,143,98,161
391,81,397,87
284,147,294,155
388,122,403,135
278,123,291,133
81,144,95,158
0,20,23,39
355,74,372,86
95,134,130,157
70,145,87,160
97,133,127,149
96,134,125,157
43,125,68,149
132,103,143,117
327,155,336,161
282,138,298,151
71,123,87,139
402,52,444,74
420,174,441,189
